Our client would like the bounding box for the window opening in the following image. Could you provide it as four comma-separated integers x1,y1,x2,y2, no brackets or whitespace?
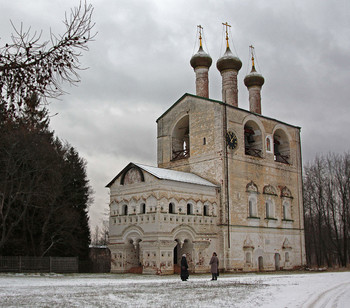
187,203,193,215
172,115,190,161
140,203,146,214
203,205,208,216
169,202,175,214
244,122,262,158
123,205,128,216
285,252,290,262
273,130,290,164
265,200,273,218
246,252,252,263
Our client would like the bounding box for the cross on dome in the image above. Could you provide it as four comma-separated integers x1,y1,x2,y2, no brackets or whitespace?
222,22,231,48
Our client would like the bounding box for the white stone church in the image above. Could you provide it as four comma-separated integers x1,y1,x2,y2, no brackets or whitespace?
107,27,306,274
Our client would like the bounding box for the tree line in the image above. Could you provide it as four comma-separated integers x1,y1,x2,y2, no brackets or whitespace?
304,152,350,268
0,2,95,260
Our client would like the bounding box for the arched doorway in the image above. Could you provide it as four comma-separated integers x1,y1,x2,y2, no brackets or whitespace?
173,239,193,272
274,253,280,270
258,256,264,271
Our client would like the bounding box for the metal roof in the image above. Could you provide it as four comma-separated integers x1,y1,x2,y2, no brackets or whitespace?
135,163,218,187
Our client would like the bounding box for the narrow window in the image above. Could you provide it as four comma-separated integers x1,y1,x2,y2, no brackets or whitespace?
187,203,193,215
248,196,257,217
249,200,253,217
266,201,271,218
203,205,208,216
246,252,251,264
140,203,146,214
169,203,174,214
285,252,290,262
266,137,271,152
123,205,128,216
283,200,290,220
203,137,206,145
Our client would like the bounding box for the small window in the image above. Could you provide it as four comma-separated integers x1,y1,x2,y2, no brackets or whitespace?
285,252,290,262
248,195,258,217
283,200,291,220
187,203,193,215
123,205,128,216
140,203,146,214
169,202,175,214
266,200,273,218
203,137,206,145
203,205,209,216
246,252,252,264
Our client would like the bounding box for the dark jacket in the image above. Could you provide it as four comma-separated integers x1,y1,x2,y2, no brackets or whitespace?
209,255,219,274
180,256,189,280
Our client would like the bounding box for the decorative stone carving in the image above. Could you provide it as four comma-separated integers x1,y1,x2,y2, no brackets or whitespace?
246,181,258,193
243,236,254,249
282,238,292,250
281,186,293,198
263,184,277,196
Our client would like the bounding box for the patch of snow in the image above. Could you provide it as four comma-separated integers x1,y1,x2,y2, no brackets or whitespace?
0,272,349,307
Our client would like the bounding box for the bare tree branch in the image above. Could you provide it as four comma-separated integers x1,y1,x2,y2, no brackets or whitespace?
0,1,96,107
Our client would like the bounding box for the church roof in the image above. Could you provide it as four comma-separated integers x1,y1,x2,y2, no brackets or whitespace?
106,162,218,188
134,163,218,187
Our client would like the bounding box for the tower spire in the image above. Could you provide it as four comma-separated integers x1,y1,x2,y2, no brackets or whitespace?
222,22,231,48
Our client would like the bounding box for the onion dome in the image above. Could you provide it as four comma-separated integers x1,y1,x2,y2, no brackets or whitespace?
190,46,212,69
216,47,242,72
244,66,265,87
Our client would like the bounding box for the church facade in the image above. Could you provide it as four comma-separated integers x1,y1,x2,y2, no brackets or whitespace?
107,28,306,274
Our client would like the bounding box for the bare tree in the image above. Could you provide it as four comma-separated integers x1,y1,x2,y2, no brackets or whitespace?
0,1,96,107
304,153,350,268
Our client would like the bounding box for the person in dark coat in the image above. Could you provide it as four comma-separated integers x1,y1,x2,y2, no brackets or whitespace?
209,252,219,280
180,254,189,281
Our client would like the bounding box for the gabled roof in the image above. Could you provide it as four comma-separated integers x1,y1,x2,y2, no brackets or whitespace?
106,162,218,188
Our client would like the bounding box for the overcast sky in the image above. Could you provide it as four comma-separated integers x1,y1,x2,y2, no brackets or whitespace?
2,0,350,230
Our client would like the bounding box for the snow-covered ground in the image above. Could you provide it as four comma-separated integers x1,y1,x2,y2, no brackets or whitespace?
0,271,349,307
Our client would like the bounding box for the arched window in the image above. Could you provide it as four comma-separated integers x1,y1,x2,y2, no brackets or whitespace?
273,129,290,164
246,252,252,264
172,115,190,161
122,205,128,216
266,136,273,153
140,203,146,214
244,121,263,158
285,252,290,262
203,204,209,216
248,196,258,217
283,200,291,220
187,203,193,215
169,202,175,214
265,200,273,218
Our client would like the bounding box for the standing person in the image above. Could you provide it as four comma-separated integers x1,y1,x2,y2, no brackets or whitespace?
209,252,219,280
180,254,189,281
